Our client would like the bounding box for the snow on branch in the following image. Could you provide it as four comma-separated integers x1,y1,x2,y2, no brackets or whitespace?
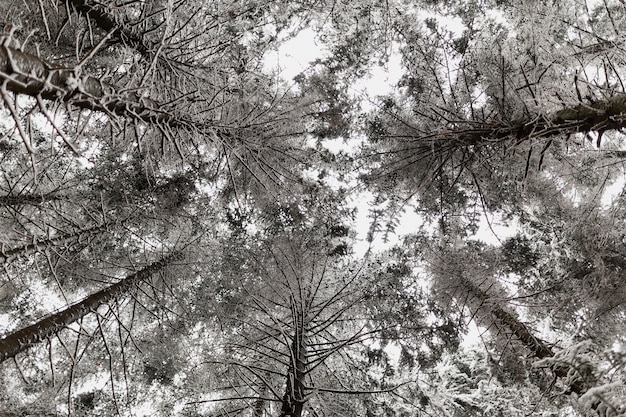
0,44,204,131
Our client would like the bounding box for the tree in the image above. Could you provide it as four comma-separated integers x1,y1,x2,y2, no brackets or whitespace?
393,186,626,413
427,240,589,393
361,1,626,215
354,1,626,413
0,222,109,265
2,0,626,415
183,188,456,417
0,0,353,411
0,251,182,363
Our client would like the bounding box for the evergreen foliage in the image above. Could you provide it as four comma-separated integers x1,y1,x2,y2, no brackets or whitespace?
0,0,625,415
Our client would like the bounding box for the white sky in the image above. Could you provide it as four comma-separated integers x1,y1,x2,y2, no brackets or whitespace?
601,173,626,207
263,28,326,84
264,27,410,256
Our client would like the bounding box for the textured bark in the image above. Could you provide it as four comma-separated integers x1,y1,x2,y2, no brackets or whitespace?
0,251,182,363
0,223,108,265
69,0,154,59
0,193,63,206
479,94,626,143
280,310,308,417
368,94,626,186
408,94,626,156
0,45,199,130
461,277,586,395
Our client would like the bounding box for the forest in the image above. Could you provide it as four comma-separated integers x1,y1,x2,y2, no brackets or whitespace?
0,0,624,415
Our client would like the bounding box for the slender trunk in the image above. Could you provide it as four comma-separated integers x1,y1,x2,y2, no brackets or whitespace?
252,395,265,417
0,251,182,363
69,0,155,59
0,223,108,265
251,372,271,417
0,193,63,207
461,276,585,395
280,310,308,417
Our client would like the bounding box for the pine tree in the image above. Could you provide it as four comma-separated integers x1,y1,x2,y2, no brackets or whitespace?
0,251,181,362
1,0,626,415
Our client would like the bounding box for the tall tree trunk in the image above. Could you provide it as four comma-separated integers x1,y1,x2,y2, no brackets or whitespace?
368,94,626,186
424,94,626,149
280,309,308,417
460,276,586,395
374,95,626,182
69,0,155,60
0,46,203,131
0,251,182,363
0,223,108,265
0,193,63,207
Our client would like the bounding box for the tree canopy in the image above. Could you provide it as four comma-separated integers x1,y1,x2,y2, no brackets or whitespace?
0,0,625,416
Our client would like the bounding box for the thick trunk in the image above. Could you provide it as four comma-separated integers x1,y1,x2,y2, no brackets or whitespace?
395,95,626,167
369,95,626,185
461,277,585,395
0,223,108,265
444,94,626,145
0,45,199,130
0,251,182,363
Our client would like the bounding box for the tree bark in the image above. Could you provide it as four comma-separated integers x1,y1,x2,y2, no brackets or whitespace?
466,95,626,143
490,95,625,143
69,0,155,60
0,223,108,265
0,193,63,207
403,94,626,159
0,45,200,130
461,277,586,395
0,251,182,363
280,310,308,417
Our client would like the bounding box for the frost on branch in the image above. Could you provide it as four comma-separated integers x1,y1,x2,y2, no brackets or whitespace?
534,340,626,415
535,340,596,387
578,382,626,417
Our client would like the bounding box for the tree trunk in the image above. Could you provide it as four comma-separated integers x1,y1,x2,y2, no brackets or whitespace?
473,95,626,144
0,45,198,130
280,310,308,417
69,0,155,60
0,251,182,363
252,396,265,417
0,193,63,207
0,223,108,265
461,276,586,395
403,94,626,162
